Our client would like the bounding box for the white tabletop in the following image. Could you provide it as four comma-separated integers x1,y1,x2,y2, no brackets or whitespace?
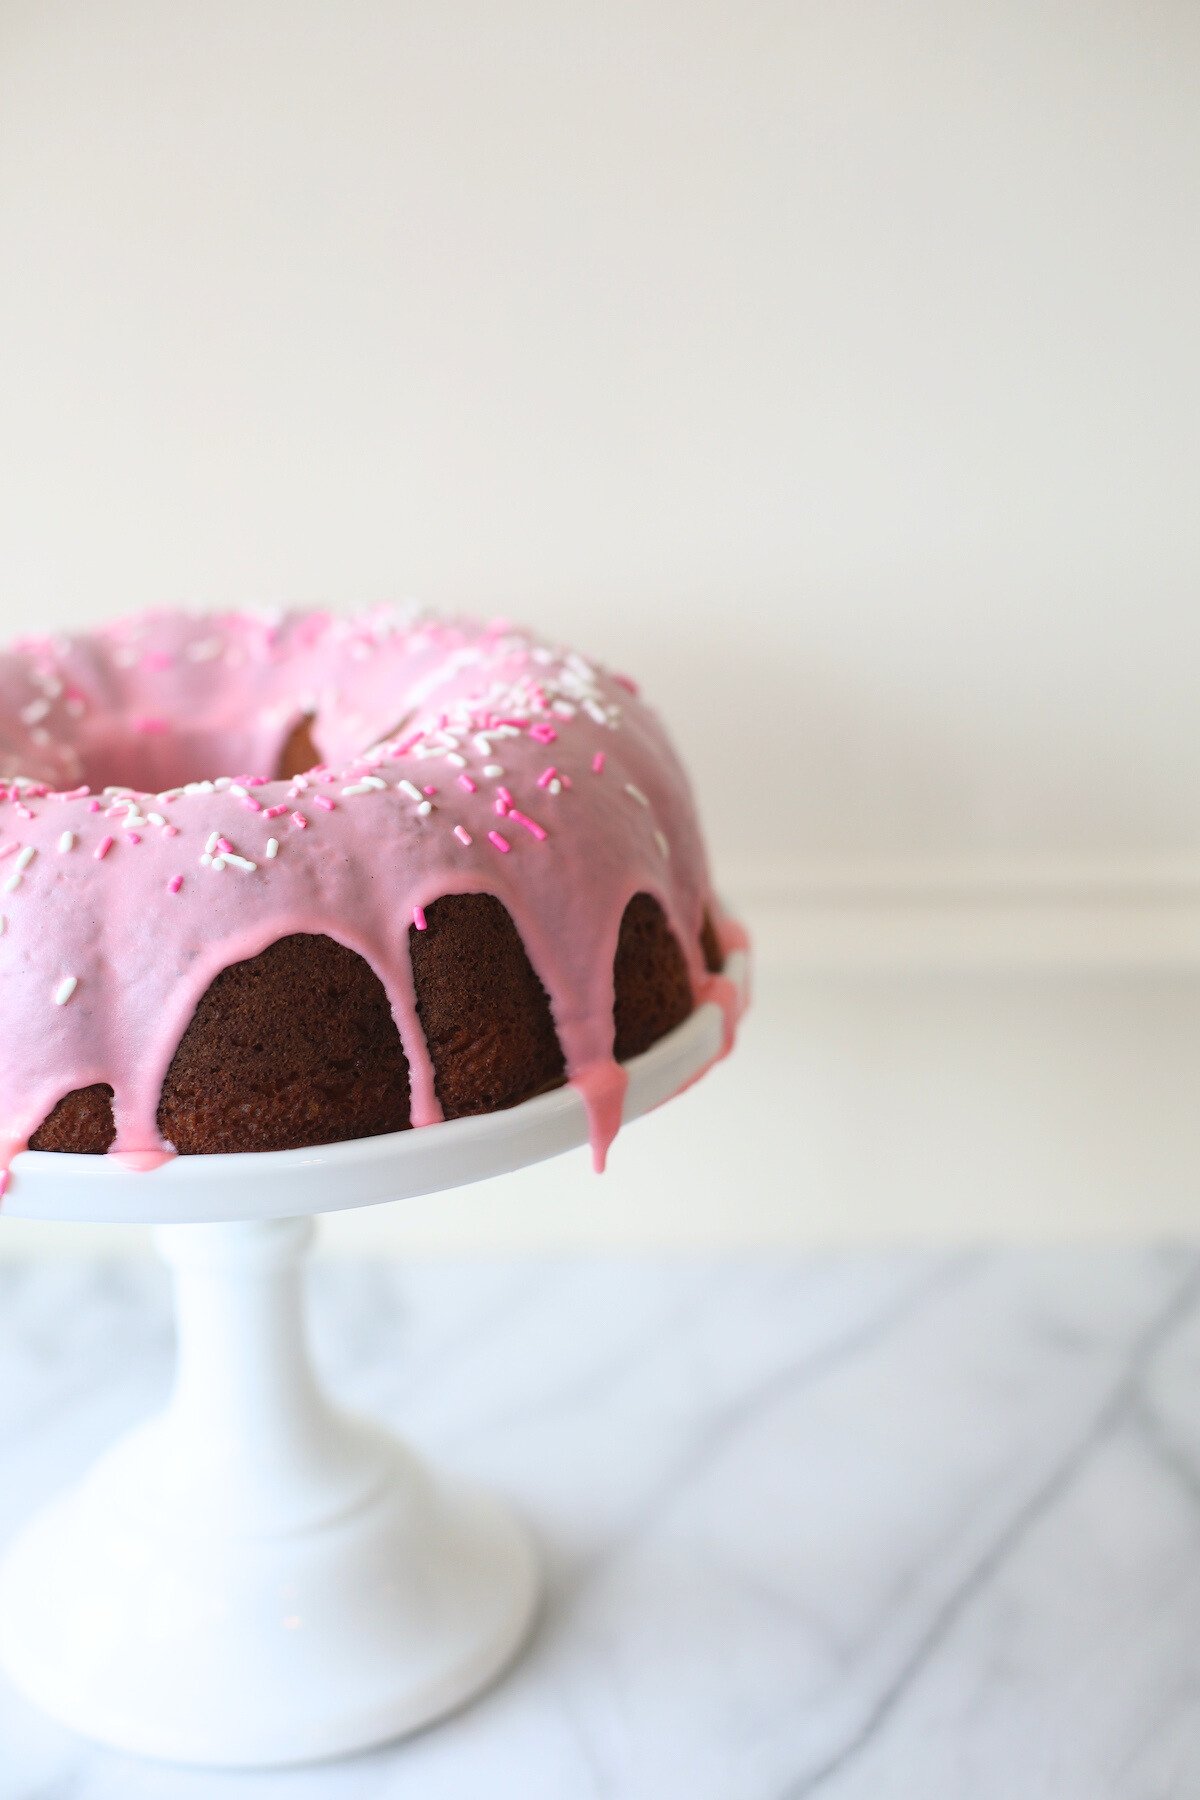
0,1244,1197,1799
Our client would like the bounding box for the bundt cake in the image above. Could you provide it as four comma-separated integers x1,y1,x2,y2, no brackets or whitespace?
0,608,745,1190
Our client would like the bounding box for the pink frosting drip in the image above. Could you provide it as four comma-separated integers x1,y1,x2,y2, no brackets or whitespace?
0,607,744,1190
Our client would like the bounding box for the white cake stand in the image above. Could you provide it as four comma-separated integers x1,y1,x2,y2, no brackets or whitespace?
0,951,747,1768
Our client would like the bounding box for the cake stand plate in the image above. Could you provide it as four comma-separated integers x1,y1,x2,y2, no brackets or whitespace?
0,952,747,1768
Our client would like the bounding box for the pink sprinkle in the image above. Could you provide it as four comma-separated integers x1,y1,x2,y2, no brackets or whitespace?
457,774,477,794
509,809,547,841
15,804,34,821
592,752,605,774
141,650,172,671
0,843,16,860
423,784,437,796
216,837,234,855
494,796,509,816
247,776,268,787
163,823,179,838
167,874,184,894
94,835,113,860
264,803,289,819
537,766,557,789
242,795,262,812
291,811,308,829
87,799,102,813
313,794,335,811
131,715,168,735
529,722,557,744
487,830,511,853
413,904,427,931
613,672,639,695
497,785,513,806
126,831,142,845
453,824,472,846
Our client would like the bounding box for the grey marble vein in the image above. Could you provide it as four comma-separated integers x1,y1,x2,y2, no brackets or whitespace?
2,1249,1200,1799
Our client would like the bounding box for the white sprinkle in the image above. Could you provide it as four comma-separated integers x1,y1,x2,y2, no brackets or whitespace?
186,636,223,662
15,846,35,870
585,699,609,724
655,829,670,858
445,751,467,768
363,774,387,790
204,831,220,855
417,799,433,817
58,830,75,853
265,837,279,859
625,783,649,807
20,698,50,725
210,856,226,871
53,976,77,1006
473,733,494,754
398,779,424,802
341,781,373,797
223,853,257,873
227,783,248,798
214,776,232,790
146,811,166,827
483,763,504,778
548,778,563,796
2,873,19,894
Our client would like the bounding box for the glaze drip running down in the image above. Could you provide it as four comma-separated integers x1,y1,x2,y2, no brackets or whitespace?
0,608,746,1193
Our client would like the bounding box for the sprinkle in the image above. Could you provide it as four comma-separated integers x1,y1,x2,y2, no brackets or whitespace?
423,784,437,796
265,837,279,859
126,831,142,845
228,783,248,798
417,799,433,817
291,812,307,829
341,782,373,797
57,831,74,853
483,763,504,779
94,835,113,860
413,905,427,931
0,915,5,934
14,804,34,821
264,804,289,819
537,766,557,788
592,752,605,774
548,778,563,796
53,976,77,1006
204,831,220,856
397,779,424,803
445,751,467,768
132,716,168,735
0,1170,7,1196
163,823,179,838
200,853,212,867
655,829,670,858
15,846,35,871
625,783,649,807
453,824,472,846
216,837,234,855
509,809,547,841
456,774,477,794
487,830,511,853
313,794,335,811
210,857,226,871
2,873,20,894
494,796,509,816
242,796,262,812
0,844,15,861
528,722,557,744
167,874,183,894
223,853,257,873
145,811,166,827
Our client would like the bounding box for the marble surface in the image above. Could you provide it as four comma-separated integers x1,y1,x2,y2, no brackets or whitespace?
2,1247,1200,1797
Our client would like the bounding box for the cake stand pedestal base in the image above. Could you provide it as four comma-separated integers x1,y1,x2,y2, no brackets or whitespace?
0,1216,539,1768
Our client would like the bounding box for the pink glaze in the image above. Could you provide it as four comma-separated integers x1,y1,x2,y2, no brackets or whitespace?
0,608,745,1190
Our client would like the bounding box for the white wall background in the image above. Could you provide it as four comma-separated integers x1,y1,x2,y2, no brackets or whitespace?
1,1,1199,1251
